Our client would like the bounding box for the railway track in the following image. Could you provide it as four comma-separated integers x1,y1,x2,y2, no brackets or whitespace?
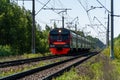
0,55,63,68
1,55,73,78
0,51,99,80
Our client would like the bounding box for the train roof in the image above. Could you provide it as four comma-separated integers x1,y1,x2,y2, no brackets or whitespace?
50,28,85,37
50,28,70,34
50,28,91,42
50,28,69,31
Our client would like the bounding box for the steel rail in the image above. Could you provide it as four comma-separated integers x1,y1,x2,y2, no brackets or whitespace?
0,55,62,68
43,52,98,80
0,52,99,80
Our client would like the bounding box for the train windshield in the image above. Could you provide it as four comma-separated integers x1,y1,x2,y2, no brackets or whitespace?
50,34,69,41
50,34,58,40
61,34,69,40
50,28,70,41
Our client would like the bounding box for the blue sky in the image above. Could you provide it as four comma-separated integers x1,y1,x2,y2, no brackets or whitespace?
15,0,120,44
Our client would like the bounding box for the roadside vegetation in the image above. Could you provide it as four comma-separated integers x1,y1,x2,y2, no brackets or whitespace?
0,52,51,62
1,56,63,78
54,53,120,80
103,34,120,59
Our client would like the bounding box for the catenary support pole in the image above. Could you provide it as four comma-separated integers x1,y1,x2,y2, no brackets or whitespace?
62,15,64,28
106,14,109,47
110,0,114,59
32,0,35,53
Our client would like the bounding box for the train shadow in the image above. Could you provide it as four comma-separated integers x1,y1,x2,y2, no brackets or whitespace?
61,50,92,57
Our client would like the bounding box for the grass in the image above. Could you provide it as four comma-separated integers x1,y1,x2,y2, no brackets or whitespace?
103,46,120,59
0,52,51,77
53,53,120,80
90,63,103,80
53,68,80,80
0,52,51,62
53,56,103,80
0,61,49,78
111,60,120,79
0,55,63,78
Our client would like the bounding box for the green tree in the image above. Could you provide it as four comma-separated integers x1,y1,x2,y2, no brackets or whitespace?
0,0,51,55
0,1,33,54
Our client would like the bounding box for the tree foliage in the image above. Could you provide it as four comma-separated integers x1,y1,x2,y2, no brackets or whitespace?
0,0,49,55
114,34,120,46
114,34,120,59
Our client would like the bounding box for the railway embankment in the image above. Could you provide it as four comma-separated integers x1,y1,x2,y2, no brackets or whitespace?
54,52,120,80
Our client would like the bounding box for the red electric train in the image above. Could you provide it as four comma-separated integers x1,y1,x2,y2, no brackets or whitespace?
48,28,92,55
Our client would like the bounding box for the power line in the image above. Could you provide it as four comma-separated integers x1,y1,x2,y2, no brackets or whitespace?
93,16,107,30
35,0,51,15
96,0,111,13
77,0,87,11
77,0,107,44
36,0,62,17
43,8,71,28
36,0,45,5
77,0,98,33
96,0,120,17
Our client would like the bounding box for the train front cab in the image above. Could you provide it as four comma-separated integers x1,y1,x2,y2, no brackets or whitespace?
49,28,71,55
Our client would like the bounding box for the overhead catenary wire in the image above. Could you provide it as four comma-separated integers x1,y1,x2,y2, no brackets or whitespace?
77,0,99,34
36,0,63,17
40,0,73,28
77,0,87,11
35,0,51,15
34,0,73,30
97,0,120,17
49,0,73,19
93,16,107,30
96,0,111,13
77,0,107,43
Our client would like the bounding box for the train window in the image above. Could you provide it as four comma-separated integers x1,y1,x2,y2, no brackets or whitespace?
50,28,70,41
61,34,69,40
50,34,58,40
50,34,69,41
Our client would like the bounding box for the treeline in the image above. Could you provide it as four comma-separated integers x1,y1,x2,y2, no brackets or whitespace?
0,0,50,56
86,36,105,49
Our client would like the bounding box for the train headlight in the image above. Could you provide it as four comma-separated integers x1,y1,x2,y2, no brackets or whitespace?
58,30,61,33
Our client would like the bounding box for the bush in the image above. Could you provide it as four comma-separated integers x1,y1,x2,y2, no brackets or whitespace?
114,46,120,59
103,46,120,59
0,45,15,57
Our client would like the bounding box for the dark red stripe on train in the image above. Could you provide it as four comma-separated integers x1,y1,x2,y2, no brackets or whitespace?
50,48,70,55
